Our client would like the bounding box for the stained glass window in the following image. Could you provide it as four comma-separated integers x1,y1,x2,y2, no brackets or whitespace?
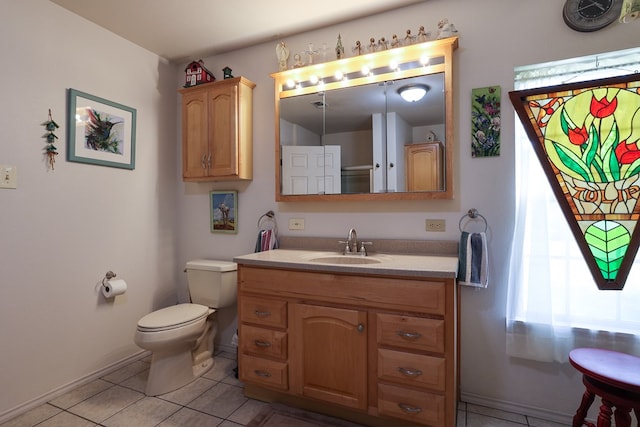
510,74,640,290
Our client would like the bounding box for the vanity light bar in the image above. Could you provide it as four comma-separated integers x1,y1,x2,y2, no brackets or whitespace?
271,37,457,97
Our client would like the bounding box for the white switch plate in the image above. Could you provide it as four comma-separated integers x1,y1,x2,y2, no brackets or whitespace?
0,165,17,189
289,218,305,230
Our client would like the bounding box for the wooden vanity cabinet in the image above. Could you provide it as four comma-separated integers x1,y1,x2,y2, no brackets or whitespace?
178,77,255,181
237,264,458,427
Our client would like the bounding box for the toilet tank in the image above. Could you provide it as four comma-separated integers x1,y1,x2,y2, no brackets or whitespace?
185,259,237,309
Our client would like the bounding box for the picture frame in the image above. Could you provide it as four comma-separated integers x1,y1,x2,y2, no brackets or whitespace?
210,190,238,233
67,89,137,169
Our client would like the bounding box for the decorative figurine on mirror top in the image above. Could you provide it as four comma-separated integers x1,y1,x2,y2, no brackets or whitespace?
292,53,304,68
417,25,430,42
352,40,363,56
390,34,400,49
403,29,416,46
275,41,290,71
335,34,345,60
378,37,389,50
437,18,458,39
223,66,234,79
367,37,377,53
304,43,319,64
42,109,59,170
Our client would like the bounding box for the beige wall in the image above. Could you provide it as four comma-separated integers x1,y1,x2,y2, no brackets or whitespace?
1,0,637,423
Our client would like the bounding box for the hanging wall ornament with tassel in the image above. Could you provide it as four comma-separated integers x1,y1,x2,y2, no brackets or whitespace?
43,109,59,170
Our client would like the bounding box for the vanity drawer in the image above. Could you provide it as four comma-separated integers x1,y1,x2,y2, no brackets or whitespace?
377,313,444,353
378,348,445,391
239,354,288,391
378,383,445,426
240,324,287,360
240,296,287,329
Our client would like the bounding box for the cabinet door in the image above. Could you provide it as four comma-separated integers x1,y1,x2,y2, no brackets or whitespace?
209,84,237,177
290,303,367,410
405,142,442,191
182,90,209,179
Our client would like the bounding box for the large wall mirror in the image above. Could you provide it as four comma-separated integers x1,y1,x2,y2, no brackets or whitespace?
272,37,458,201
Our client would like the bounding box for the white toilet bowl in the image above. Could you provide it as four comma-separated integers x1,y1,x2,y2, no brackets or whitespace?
135,259,237,396
134,303,215,396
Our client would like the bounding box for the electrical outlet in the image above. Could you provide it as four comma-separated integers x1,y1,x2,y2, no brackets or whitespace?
288,218,305,230
426,219,445,232
0,165,17,189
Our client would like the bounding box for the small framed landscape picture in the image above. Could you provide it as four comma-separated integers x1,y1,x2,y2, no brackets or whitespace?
210,191,237,234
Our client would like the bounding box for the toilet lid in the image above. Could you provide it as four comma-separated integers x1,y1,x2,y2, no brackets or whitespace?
137,304,210,331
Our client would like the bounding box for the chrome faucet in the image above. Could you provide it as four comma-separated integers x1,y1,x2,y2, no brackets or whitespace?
348,228,358,253
339,228,372,255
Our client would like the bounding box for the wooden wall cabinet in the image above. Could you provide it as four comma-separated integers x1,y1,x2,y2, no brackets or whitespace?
178,77,255,181
405,142,442,192
237,264,458,427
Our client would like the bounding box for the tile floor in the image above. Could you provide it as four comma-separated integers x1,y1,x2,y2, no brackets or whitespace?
1,351,571,427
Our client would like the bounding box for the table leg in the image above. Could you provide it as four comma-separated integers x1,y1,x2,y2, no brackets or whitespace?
596,400,613,427
573,389,595,427
613,407,632,427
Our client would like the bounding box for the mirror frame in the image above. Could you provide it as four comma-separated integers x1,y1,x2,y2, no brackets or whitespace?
271,37,458,202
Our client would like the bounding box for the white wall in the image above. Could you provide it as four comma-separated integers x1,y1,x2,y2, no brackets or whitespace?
0,1,179,418
174,0,638,422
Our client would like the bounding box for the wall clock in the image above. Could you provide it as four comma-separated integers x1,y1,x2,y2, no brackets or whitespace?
563,0,622,32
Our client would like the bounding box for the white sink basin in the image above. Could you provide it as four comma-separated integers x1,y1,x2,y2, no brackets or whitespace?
309,256,383,265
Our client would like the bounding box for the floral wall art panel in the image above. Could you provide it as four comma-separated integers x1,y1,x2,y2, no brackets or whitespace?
471,85,501,158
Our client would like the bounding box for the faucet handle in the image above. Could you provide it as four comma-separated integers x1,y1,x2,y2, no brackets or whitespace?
338,240,350,254
359,241,373,256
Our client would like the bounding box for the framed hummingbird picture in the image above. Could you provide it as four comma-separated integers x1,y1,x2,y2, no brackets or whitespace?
67,89,137,169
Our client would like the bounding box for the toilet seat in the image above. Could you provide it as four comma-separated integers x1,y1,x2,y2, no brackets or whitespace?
137,303,211,332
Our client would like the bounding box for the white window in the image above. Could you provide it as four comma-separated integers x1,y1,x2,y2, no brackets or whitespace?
506,47,640,362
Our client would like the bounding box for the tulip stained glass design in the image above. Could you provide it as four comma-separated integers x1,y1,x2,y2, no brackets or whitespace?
510,74,640,290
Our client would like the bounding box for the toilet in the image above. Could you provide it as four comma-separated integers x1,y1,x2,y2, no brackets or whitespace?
134,259,237,396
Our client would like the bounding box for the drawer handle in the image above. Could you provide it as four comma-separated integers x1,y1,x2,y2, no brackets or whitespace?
254,339,272,348
398,403,423,414
396,330,422,340
254,310,271,317
398,367,423,377
254,370,272,378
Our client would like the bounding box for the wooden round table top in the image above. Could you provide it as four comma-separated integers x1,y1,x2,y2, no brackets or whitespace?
569,348,640,392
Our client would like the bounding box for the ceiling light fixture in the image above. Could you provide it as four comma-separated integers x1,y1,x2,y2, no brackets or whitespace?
398,84,430,102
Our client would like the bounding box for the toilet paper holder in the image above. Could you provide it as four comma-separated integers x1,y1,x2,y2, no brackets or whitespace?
102,271,117,289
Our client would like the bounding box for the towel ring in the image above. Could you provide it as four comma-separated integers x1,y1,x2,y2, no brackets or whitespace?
458,208,488,233
257,210,278,232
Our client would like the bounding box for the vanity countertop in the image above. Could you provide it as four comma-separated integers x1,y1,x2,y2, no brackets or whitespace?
234,249,458,279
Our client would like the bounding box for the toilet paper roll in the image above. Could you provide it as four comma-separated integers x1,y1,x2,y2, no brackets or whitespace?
620,0,640,23
102,278,127,298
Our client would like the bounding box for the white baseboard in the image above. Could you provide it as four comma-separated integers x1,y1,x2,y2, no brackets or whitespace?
460,391,574,425
0,350,149,425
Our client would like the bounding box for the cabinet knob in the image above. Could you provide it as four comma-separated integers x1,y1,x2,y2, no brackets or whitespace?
207,153,212,168
201,154,207,169
357,323,365,333
396,330,421,340
254,340,272,348
398,403,422,414
254,370,272,378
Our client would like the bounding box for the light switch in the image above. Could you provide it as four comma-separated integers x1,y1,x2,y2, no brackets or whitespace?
0,165,17,189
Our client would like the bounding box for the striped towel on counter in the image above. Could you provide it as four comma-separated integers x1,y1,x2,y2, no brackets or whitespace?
457,231,488,288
